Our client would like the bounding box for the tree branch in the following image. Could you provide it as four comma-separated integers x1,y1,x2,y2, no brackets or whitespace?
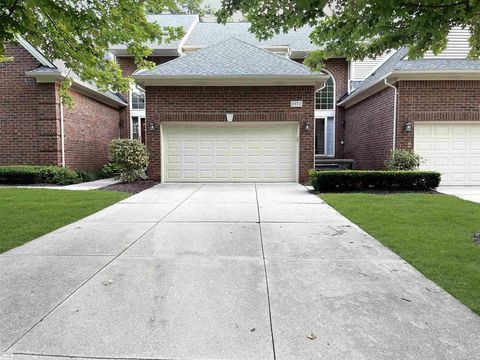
7,0,20,17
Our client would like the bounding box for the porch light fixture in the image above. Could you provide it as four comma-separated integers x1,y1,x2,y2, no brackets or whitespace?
304,121,311,131
149,121,157,131
226,113,234,122
404,122,413,133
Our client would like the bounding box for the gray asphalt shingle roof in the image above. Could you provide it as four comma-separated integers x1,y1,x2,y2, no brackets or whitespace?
395,59,480,71
136,37,317,77
146,14,198,48
184,22,317,51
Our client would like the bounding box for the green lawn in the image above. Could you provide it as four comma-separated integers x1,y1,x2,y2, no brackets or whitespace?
320,192,480,315
0,188,129,253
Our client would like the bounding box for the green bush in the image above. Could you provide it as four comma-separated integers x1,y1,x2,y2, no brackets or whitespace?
309,170,441,192
0,165,80,185
76,169,104,182
385,149,422,170
108,139,149,182
101,162,123,177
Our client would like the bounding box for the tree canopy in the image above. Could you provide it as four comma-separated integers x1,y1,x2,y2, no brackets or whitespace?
217,0,480,70
0,0,187,95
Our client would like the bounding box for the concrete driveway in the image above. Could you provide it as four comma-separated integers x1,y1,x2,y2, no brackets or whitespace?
438,185,480,203
1,183,479,360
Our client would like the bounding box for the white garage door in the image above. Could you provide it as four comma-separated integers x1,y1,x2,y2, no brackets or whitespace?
415,122,480,185
162,122,298,182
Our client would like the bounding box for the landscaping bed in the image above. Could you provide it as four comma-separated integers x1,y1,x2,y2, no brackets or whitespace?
321,192,480,315
102,179,159,194
0,188,129,253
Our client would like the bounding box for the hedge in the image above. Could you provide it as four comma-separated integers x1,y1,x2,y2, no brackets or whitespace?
0,165,82,185
309,170,441,192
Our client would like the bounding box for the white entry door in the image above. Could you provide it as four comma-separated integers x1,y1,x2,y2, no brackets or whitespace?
414,122,480,185
162,122,298,182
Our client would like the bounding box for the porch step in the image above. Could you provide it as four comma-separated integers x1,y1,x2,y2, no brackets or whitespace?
314,158,354,171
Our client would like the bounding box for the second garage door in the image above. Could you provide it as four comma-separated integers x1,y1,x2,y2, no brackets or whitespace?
162,122,298,182
414,122,480,185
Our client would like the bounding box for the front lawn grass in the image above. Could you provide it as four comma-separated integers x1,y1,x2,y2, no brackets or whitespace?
320,192,480,315
0,188,129,253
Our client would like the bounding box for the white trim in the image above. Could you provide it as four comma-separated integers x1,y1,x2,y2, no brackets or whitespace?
16,36,55,67
133,74,327,87
384,78,398,150
314,69,336,157
60,102,66,167
178,16,200,56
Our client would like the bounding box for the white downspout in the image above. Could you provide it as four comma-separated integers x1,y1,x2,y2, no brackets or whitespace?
60,102,66,167
384,77,397,150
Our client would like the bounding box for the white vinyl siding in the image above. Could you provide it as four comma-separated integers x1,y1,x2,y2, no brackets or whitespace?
415,122,480,185
350,50,394,80
423,28,470,59
162,123,298,182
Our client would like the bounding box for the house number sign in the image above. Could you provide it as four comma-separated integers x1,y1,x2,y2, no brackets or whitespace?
290,100,303,108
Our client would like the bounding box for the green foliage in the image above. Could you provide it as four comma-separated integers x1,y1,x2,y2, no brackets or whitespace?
108,139,149,182
0,0,185,94
0,188,128,253
385,149,423,171
309,170,441,192
101,162,123,178
0,165,80,185
217,1,480,68
75,169,104,182
148,0,212,16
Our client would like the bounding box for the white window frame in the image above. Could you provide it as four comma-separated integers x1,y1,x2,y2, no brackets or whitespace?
314,70,336,157
130,85,145,111
129,84,146,140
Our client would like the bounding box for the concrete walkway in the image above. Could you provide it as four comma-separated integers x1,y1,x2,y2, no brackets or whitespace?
438,185,480,204
1,183,479,359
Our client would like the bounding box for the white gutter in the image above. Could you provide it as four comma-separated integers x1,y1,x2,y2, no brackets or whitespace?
384,78,397,150
60,102,66,167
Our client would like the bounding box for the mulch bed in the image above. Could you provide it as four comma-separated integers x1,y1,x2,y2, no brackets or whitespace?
102,179,159,194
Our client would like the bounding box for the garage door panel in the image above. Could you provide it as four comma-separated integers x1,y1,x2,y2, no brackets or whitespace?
415,123,480,185
163,123,298,182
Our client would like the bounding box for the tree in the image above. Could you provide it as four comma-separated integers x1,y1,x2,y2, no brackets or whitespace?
0,0,185,94
148,0,213,16
217,0,480,70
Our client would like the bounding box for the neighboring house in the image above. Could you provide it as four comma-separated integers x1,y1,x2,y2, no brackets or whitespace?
2,16,479,184
0,38,126,171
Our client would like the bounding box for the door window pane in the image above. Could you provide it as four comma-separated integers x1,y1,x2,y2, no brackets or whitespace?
132,116,140,140
326,117,335,156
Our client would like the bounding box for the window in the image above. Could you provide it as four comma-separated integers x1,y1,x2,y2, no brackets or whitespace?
131,87,145,110
315,76,334,110
315,117,335,156
131,116,140,140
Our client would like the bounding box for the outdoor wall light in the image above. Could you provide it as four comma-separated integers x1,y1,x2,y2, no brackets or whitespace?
304,121,311,131
226,113,234,122
149,121,157,131
404,122,413,133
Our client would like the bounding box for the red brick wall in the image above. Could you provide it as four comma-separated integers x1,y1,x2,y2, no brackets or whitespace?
63,89,121,170
344,87,395,169
0,45,61,166
145,86,315,182
116,56,177,138
397,80,480,149
323,58,349,158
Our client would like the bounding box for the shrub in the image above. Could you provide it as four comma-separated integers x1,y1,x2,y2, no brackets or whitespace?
385,149,422,170
309,170,441,192
76,169,104,182
0,165,80,185
101,162,123,178
108,139,149,182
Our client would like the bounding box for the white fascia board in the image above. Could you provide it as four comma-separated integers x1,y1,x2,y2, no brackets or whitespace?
26,70,127,108
339,69,480,108
178,16,200,55
133,74,328,87
16,36,55,68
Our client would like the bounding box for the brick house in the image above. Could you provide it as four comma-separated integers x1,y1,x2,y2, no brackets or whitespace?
1,16,479,185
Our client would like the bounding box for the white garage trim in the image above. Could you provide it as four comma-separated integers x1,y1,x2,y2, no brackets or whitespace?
414,121,480,185
161,122,300,183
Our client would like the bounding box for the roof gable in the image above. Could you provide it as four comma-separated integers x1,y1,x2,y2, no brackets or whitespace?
135,37,316,78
